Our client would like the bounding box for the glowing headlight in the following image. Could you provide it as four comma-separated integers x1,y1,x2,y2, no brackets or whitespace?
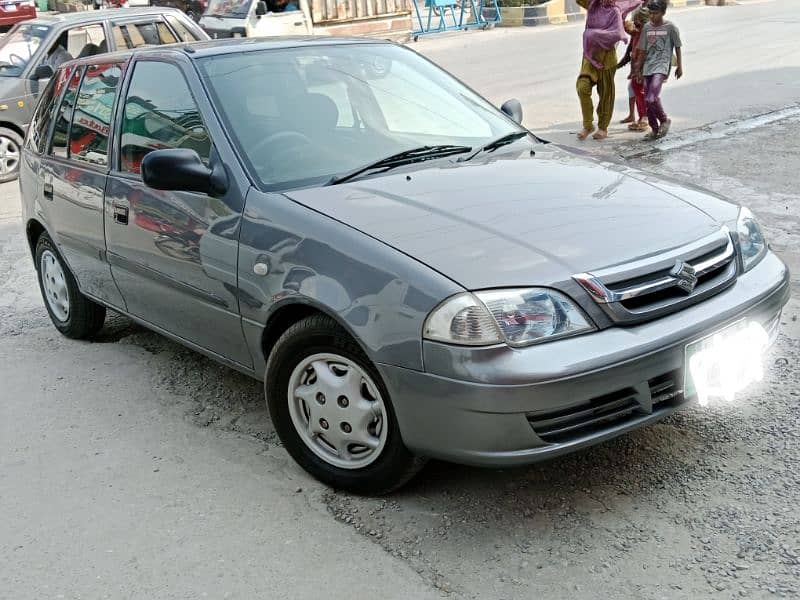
424,288,594,348
736,207,767,272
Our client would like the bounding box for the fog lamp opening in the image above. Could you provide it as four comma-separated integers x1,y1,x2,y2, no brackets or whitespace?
686,321,769,407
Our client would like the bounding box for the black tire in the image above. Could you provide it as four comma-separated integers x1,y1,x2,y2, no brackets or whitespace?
266,314,426,495
35,233,106,339
0,127,23,184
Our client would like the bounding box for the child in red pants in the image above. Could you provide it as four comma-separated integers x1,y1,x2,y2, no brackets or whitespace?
617,6,649,131
635,0,683,139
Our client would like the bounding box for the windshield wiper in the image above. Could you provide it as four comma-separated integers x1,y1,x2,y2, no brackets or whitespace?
327,145,472,186
457,131,530,162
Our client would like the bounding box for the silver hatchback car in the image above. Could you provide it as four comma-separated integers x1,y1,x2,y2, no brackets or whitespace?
20,39,789,494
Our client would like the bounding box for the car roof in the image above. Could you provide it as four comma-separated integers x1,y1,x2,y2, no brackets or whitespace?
25,7,185,27
59,36,394,70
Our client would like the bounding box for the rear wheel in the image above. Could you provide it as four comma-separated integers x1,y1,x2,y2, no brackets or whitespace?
266,315,425,495
35,233,106,339
0,127,22,183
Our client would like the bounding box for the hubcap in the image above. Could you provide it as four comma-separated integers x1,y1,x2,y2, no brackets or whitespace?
40,250,70,322
0,135,19,176
288,353,388,470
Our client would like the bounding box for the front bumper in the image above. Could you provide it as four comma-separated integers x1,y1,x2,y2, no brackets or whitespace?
378,251,790,467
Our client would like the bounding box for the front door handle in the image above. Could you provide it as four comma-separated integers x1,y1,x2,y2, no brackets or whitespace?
112,203,129,225
43,182,53,200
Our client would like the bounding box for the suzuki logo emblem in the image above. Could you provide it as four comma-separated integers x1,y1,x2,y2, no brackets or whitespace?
671,260,698,294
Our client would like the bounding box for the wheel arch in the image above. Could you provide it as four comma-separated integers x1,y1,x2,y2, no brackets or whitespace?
259,298,372,372
26,218,47,258
0,121,26,141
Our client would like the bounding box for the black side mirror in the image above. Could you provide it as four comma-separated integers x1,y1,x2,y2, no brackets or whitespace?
32,63,54,80
500,99,523,125
141,148,228,197
255,1,268,15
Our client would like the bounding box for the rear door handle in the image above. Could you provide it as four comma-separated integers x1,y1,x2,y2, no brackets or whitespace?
43,182,53,200
112,203,129,225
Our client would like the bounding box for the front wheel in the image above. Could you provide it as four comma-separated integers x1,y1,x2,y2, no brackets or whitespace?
266,315,425,495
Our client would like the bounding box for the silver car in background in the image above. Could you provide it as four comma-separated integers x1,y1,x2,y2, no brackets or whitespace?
20,39,789,494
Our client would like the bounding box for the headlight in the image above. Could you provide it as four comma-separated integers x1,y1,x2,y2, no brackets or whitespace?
736,207,767,272
424,288,594,348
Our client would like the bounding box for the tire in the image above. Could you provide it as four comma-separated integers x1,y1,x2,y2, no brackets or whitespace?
35,233,106,339
0,127,23,183
266,315,426,495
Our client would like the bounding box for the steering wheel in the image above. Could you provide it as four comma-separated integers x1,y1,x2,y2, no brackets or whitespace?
9,53,27,68
250,130,313,158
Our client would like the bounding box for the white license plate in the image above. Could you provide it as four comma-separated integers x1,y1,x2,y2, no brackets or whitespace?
684,320,769,405
5,4,18,11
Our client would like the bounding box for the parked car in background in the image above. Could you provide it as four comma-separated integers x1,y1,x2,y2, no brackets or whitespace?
0,7,206,182
151,0,207,22
0,0,36,33
21,39,789,495
199,0,310,38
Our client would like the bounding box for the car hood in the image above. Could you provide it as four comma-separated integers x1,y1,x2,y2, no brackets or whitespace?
283,152,728,290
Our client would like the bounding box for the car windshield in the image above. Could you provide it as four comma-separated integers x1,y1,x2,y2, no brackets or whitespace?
0,23,51,77
198,44,523,190
204,0,250,17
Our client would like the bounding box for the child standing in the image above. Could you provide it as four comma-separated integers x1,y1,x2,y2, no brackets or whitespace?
617,6,649,132
635,0,683,139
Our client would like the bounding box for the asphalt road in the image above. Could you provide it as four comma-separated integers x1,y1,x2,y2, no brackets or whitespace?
2,2,800,598
415,0,800,143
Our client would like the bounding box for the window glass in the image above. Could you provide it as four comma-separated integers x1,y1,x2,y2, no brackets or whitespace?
156,21,178,44
49,66,83,159
69,64,123,166
199,45,515,189
26,76,58,154
44,25,107,70
165,16,201,42
135,22,160,46
0,23,50,77
112,25,128,50
120,61,211,175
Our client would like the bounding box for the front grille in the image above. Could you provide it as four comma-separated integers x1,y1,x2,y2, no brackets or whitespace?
527,371,687,444
574,229,738,325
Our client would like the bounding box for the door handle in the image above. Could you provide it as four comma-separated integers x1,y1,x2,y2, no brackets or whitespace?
294,21,304,26
43,182,53,200
112,203,129,225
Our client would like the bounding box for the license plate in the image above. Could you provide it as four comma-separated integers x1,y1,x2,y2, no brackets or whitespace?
5,4,18,10
684,320,769,405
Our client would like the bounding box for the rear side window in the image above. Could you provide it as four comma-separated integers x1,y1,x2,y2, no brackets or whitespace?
114,21,179,49
165,16,201,42
156,21,178,44
68,64,123,166
49,67,83,159
120,61,211,175
26,77,58,154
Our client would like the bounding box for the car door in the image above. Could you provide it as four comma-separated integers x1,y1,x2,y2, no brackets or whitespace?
253,2,309,36
37,61,126,309
104,57,251,367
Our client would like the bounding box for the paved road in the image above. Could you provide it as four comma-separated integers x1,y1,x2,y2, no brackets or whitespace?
416,0,800,142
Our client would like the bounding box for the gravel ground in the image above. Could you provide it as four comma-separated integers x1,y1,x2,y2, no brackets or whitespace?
1,118,797,599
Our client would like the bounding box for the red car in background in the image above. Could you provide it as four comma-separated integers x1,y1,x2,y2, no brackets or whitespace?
0,0,36,31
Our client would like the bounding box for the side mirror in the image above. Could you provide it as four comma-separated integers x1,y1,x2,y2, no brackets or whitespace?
141,149,228,197
32,63,54,80
255,1,268,15
500,99,523,125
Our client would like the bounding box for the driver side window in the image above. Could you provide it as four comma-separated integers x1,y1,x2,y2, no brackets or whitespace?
119,61,211,175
